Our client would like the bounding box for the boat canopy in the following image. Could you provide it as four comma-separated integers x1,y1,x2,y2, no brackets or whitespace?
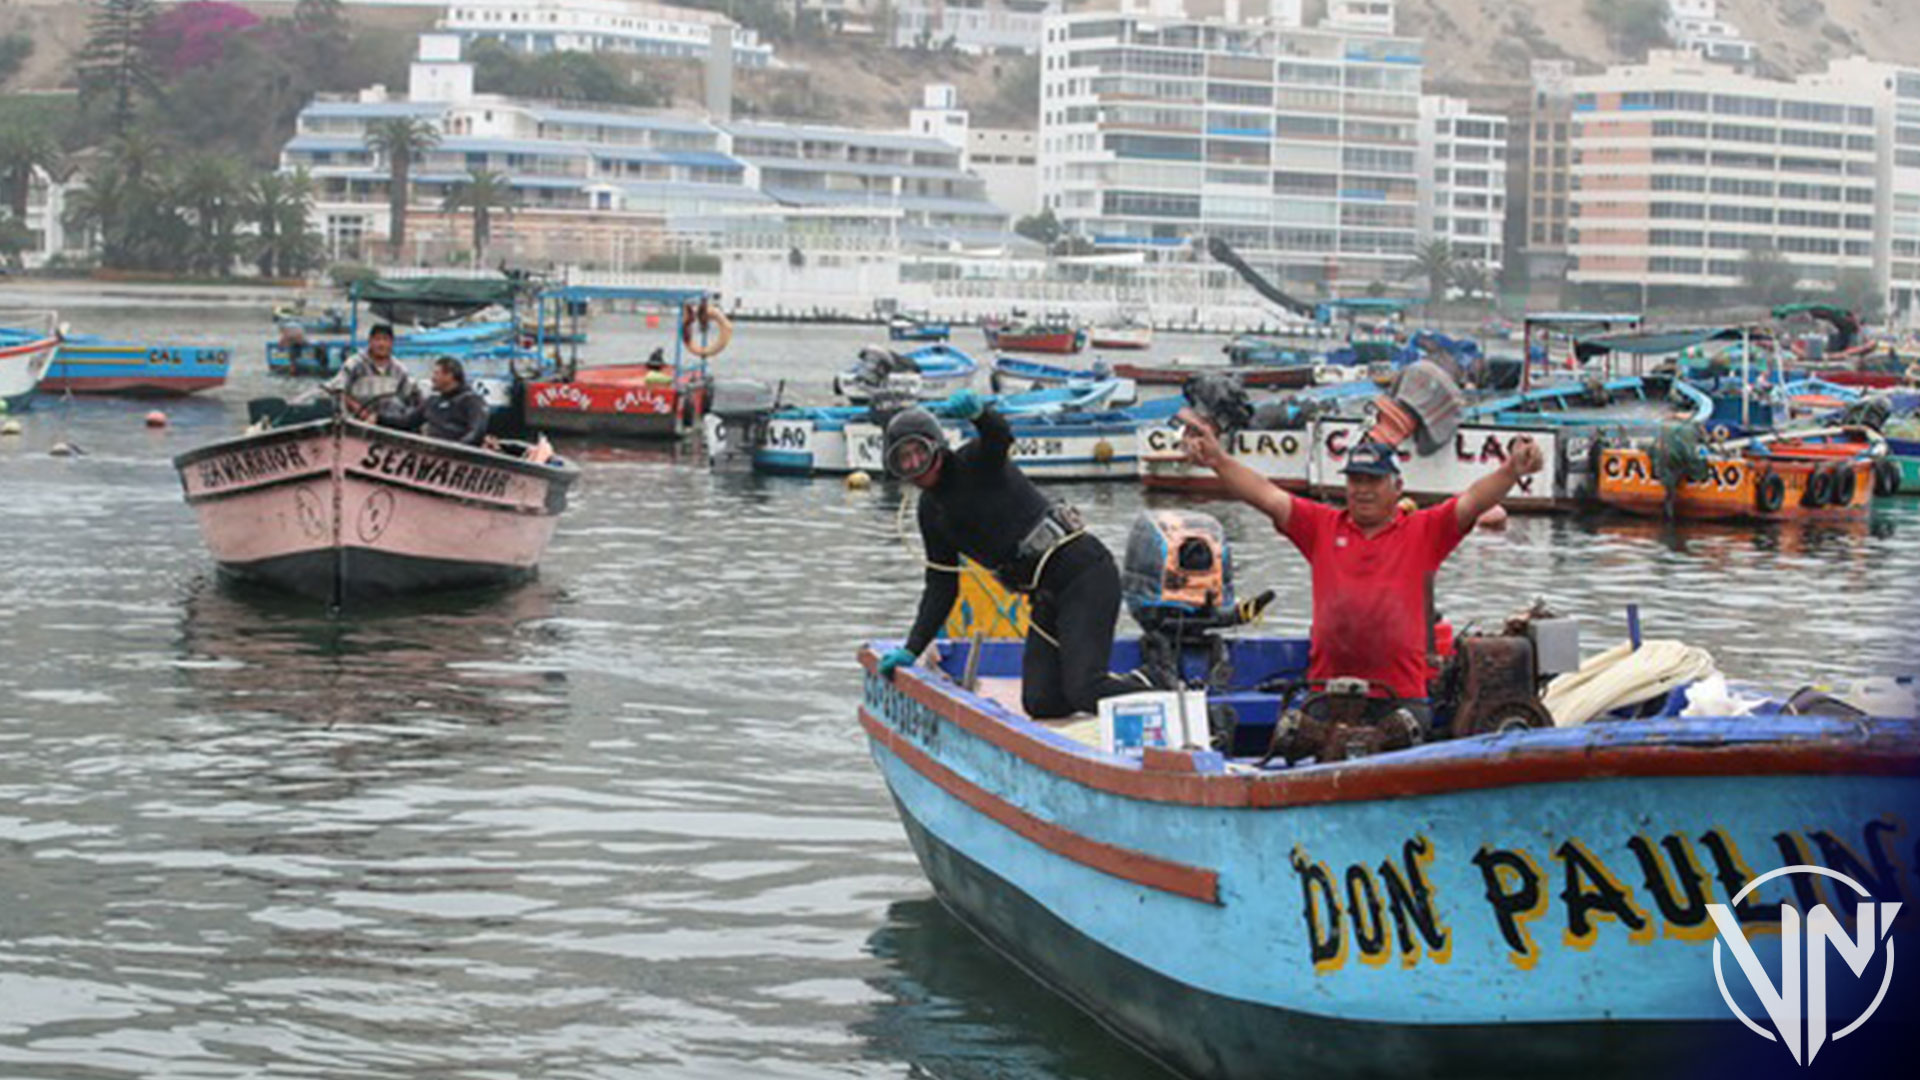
1572,326,1758,360
351,275,526,325
1771,301,1861,352
538,284,717,307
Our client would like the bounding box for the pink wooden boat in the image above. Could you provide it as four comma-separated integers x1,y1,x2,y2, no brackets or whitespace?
173,418,579,603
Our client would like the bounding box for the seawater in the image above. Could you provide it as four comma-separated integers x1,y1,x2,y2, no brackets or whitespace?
0,299,1914,1077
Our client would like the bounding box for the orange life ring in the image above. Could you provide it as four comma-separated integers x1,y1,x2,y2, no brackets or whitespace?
681,300,733,359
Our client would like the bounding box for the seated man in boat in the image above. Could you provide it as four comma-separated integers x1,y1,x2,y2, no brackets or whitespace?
1181,424,1543,714
877,392,1145,719
400,357,490,447
323,324,420,426
644,348,672,386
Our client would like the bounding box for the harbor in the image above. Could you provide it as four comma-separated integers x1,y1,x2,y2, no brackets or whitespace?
0,290,1916,1076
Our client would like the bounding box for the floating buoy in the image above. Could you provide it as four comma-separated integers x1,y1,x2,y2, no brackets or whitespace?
1477,504,1510,530
144,410,168,428
846,470,873,490
1092,439,1116,464
49,441,79,457
0,419,19,436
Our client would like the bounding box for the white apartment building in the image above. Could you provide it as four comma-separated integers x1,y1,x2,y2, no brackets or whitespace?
1418,96,1505,278
1664,0,1756,69
892,0,1060,54
1567,51,1881,306
909,84,1040,217
1037,9,1425,294
440,0,774,68
1804,57,1920,320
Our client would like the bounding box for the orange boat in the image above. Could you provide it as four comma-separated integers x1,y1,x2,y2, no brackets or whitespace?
520,286,728,440
1596,430,1878,521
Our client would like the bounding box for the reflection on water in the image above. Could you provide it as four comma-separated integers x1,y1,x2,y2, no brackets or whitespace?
0,303,1914,1076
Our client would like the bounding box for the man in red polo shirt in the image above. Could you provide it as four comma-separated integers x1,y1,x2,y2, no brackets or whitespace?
1182,426,1543,705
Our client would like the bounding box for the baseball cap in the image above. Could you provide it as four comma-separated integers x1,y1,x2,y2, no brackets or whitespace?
1343,439,1401,477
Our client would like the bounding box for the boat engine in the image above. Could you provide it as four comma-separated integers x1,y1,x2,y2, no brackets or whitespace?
838,347,924,406
1431,600,1578,737
1122,511,1275,745
704,379,779,473
1180,372,1315,435
1261,680,1425,766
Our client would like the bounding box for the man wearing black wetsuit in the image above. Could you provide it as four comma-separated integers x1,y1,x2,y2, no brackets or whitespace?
876,391,1142,719
402,357,491,446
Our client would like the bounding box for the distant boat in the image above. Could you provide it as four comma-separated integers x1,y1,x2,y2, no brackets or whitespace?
1089,322,1153,350
834,343,981,403
523,363,708,440
983,320,1086,355
1596,425,1880,521
39,334,229,396
0,323,60,411
173,417,579,604
888,314,951,342
269,318,520,376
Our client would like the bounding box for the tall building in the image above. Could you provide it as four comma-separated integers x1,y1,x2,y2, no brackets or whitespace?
1514,59,1575,281
1037,8,1425,294
1418,96,1506,279
1566,50,1881,307
440,0,774,68
1803,57,1920,320
282,35,1011,264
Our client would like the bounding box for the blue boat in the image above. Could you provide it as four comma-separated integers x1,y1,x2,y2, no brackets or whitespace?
37,333,230,397
269,318,520,376
889,315,951,342
267,275,531,376
859,631,1919,1077
834,343,982,403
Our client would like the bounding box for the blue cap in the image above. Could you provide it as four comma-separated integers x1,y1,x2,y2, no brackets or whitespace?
1343,439,1401,476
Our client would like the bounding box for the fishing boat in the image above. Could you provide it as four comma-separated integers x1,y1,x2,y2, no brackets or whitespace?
988,356,1138,404
522,285,730,440
837,396,1183,483
1595,426,1880,521
173,417,579,603
982,319,1086,355
37,334,229,396
889,314,952,343
834,343,981,404
1114,356,1327,393
267,276,529,376
749,383,1126,477
1089,320,1153,351
858,529,1920,1079
1223,335,1319,368
0,318,60,411
272,299,350,335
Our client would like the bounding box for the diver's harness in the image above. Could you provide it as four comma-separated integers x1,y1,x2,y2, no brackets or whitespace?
994,502,1086,594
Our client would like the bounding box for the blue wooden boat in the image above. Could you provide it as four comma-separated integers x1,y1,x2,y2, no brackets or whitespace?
859,634,1920,1077
834,343,982,403
889,315,951,342
269,318,520,376
37,333,229,396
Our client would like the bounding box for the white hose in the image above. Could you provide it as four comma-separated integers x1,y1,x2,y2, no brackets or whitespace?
1542,640,1718,727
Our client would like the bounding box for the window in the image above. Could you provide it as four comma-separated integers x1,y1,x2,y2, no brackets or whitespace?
1655,174,1710,192
1781,128,1844,149
1782,101,1846,124
1709,177,1772,197
1654,202,1708,220
1710,205,1774,224
1778,209,1840,229
1654,120,1710,138
1712,95,1777,118
1651,230,1705,247
1711,123,1774,144
1651,257,1704,273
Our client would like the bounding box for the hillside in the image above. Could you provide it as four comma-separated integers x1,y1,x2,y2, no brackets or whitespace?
3,1,1915,127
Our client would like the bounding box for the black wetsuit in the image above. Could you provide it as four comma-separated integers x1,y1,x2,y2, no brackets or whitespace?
904,407,1137,719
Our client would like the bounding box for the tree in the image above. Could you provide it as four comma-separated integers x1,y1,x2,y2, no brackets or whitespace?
243,169,321,277
442,169,515,264
1404,239,1455,304
78,0,163,137
1586,0,1672,58
0,215,35,268
1450,260,1493,303
0,121,57,222
1014,208,1061,247
175,152,247,275
363,116,440,260
1835,267,1888,325
0,34,34,86
1737,244,1801,308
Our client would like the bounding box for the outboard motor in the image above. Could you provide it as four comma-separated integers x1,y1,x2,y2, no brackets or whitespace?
1180,372,1255,436
704,378,778,473
1122,511,1275,745
837,347,925,404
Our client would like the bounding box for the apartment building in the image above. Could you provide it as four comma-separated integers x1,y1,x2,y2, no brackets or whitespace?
1036,8,1425,294
1805,57,1920,319
282,36,1011,264
891,0,1060,54
1418,96,1506,278
909,84,1040,217
1512,59,1575,281
440,0,774,68
1566,51,1897,310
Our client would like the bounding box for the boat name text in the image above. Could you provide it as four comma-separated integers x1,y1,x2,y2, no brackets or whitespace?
357,446,512,500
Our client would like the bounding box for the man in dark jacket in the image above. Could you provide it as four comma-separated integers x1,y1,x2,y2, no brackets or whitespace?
403,356,491,446
877,390,1142,718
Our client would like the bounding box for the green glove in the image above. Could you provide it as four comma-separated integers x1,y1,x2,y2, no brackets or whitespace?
944,388,985,420
878,647,916,681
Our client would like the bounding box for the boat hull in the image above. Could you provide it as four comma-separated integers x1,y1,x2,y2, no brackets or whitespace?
1115,361,1316,389
523,368,699,440
174,419,577,603
1139,419,1566,511
1596,448,1872,521
860,646,1920,1078
39,341,230,396
1,334,58,410
985,328,1085,355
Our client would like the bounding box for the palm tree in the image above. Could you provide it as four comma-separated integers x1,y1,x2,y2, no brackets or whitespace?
243,168,320,278
1449,260,1492,304
176,153,246,276
0,122,57,222
442,169,515,264
1404,239,1455,305
363,116,440,261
